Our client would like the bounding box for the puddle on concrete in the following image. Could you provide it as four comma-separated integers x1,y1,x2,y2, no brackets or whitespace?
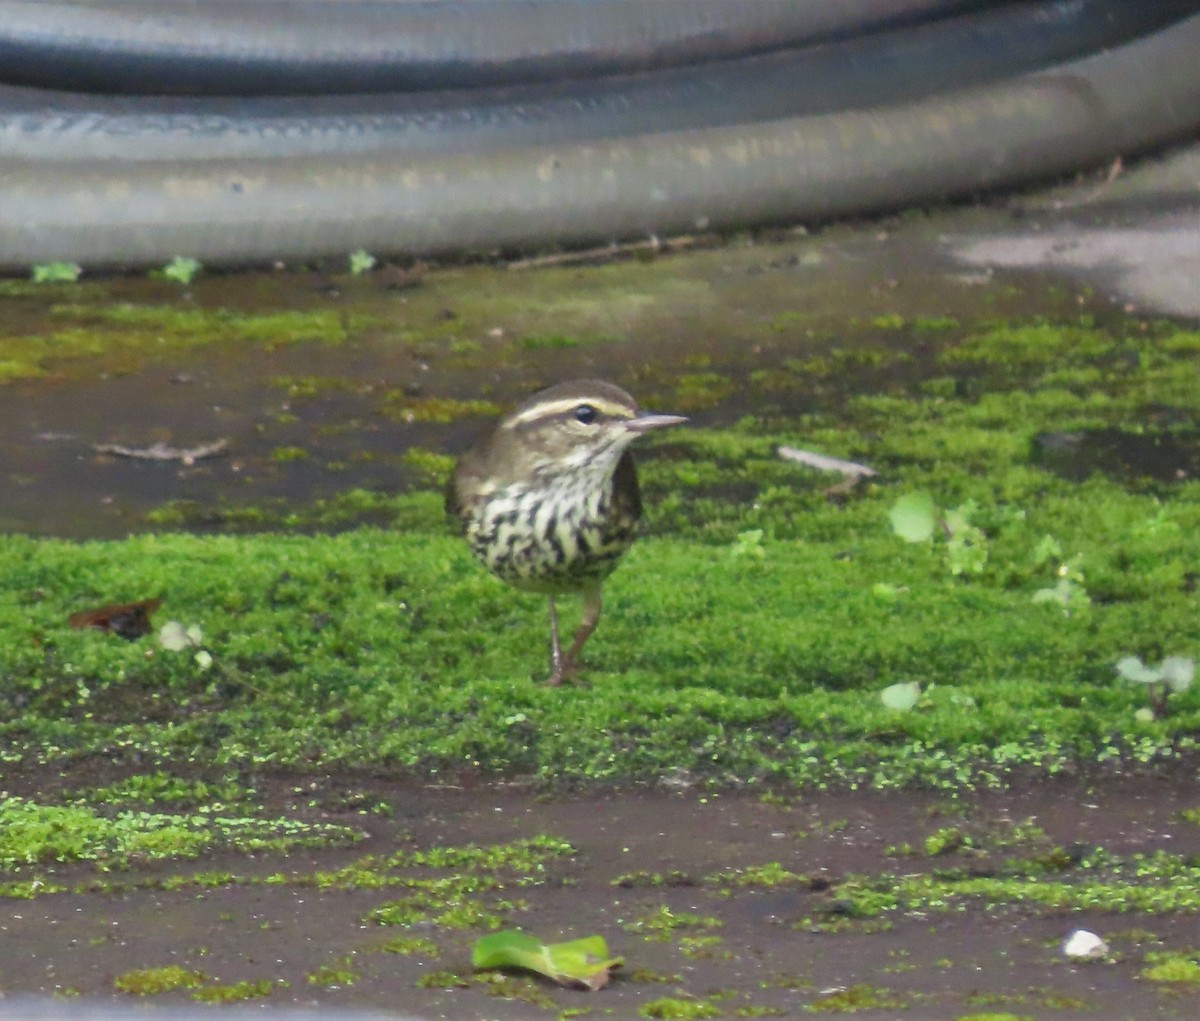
2,768,1198,1019
1033,428,1200,484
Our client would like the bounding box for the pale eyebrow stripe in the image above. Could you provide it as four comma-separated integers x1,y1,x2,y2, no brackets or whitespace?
505,397,633,426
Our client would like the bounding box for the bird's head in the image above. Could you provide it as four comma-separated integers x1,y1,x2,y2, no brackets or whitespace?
495,379,686,482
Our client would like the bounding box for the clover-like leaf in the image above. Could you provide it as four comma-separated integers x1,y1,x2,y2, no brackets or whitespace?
348,249,377,275
888,492,937,543
159,621,191,652
1159,656,1194,694
1115,656,1160,685
880,681,921,712
31,261,82,283
162,256,201,285
472,930,622,991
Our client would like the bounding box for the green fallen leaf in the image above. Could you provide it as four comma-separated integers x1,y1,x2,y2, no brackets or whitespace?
472,930,623,991
888,492,937,543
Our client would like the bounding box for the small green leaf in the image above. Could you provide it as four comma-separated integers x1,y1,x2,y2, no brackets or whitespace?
871,582,906,602
161,256,201,284
730,529,765,559
880,681,921,712
31,262,82,283
348,249,377,275
472,930,623,991
1115,656,1160,684
1134,707,1157,723
942,500,977,536
946,532,988,576
159,621,191,652
1159,656,1194,694
888,492,937,543
1033,534,1063,565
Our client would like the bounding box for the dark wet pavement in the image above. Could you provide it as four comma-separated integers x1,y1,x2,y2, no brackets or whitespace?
1,771,1198,1019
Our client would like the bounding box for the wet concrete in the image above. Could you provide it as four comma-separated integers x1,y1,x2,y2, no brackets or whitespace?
0,220,1145,539
952,144,1200,319
1,770,1198,1020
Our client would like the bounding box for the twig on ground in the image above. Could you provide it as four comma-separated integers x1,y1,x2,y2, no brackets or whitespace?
507,233,713,270
93,438,230,465
778,445,878,497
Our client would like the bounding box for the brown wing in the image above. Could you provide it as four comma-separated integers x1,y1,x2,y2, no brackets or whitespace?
611,449,643,523
68,597,163,640
444,458,468,524
444,443,488,528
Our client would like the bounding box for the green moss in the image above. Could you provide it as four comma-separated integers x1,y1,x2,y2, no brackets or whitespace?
382,394,502,423
613,870,695,888
477,971,558,1008
679,935,729,959
401,447,456,482
67,771,254,810
707,862,803,888
0,279,1198,797
376,936,439,957
270,445,310,462
415,970,472,990
0,797,359,875
824,848,1200,921
624,906,723,941
1140,951,1200,984
190,979,279,1003
671,371,737,411
269,374,354,399
143,488,442,532
804,984,908,1012
0,304,349,384
114,966,206,995
306,964,358,987
640,997,723,1019
627,968,683,984
953,1014,1032,1021
924,827,972,856
913,315,960,332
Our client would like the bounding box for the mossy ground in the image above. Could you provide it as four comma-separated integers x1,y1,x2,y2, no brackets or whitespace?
2,227,1199,1016
1,236,1198,786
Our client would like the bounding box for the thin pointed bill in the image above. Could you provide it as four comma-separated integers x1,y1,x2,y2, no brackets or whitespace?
625,412,688,433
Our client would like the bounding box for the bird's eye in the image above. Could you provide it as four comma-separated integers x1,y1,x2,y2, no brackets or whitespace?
574,404,597,424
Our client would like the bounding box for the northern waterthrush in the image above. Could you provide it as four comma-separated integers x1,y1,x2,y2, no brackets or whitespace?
446,379,686,686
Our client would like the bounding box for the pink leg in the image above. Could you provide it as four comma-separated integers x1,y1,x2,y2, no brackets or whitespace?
545,596,565,686
554,587,602,686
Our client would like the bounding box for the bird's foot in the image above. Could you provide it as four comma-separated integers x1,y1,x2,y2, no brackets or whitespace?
544,660,589,687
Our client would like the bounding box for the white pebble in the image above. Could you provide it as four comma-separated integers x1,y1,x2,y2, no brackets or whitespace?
1062,929,1108,960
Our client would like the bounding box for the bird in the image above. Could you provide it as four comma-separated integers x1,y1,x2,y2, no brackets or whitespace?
446,379,686,685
